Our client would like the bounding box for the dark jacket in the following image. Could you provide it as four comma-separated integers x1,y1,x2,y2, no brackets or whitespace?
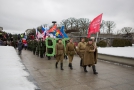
18,42,23,50
0,40,3,46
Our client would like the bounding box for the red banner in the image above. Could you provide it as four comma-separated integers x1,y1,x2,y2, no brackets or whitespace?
48,24,57,33
87,13,103,38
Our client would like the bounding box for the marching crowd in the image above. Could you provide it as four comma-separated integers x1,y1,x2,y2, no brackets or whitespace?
21,37,98,74
0,35,98,74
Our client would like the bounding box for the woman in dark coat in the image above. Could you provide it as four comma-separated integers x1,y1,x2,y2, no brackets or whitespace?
83,39,98,74
18,40,23,55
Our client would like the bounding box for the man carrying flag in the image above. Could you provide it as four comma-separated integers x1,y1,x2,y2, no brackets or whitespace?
83,13,103,74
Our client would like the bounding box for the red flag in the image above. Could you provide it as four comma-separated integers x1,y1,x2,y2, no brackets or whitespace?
48,24,57,33
87,13,103,38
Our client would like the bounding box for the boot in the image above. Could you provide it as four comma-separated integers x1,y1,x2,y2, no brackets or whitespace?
48,56,51,60
80,59,82,66
68,63,71,67
92,65,98,74
55,62,58,68
70,63,73,70
60,63,64,70
33,51,35,55
83,66,88,72
65,55,68,60
40,54,43,58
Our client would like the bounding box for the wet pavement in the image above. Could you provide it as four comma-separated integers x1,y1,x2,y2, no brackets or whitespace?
20,50,134,90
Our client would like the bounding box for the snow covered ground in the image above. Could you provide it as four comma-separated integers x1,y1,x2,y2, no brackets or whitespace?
98,45,134,58
0,46,37,90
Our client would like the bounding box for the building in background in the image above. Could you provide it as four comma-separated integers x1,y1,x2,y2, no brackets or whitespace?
0,27,3,31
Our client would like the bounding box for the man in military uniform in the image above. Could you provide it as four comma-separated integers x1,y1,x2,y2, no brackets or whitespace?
77,38,87,66
91,37,98,74
30,40,33,51
39,38,45,58
28,40,32,51
36,40,40,56
64,40,69,60
32,39,37,55
66,38,77,70
27,40,30,50
55,39,65,70
83,38,98,74
43,40,46,57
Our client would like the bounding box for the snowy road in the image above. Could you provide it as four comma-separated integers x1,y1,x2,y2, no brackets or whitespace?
0,46,37,90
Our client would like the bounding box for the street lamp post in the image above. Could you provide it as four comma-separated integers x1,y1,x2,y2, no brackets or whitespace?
52,21,57,26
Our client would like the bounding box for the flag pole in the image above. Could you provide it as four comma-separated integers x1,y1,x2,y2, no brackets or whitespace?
96,32,98,43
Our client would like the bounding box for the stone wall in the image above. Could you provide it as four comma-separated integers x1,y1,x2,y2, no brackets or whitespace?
68,33,134,44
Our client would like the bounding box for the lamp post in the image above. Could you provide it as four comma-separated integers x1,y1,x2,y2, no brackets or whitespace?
52,21,57,26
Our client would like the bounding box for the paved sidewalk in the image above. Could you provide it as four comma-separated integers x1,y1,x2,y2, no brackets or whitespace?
20,50,134,90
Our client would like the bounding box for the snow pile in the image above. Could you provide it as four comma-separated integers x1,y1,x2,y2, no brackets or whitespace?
98,46,134,58
0,46,37,90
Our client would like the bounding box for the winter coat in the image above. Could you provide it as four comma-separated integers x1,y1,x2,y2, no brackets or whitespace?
77,42,87,53
83,43,98,66
0,40,3,46
18,42,23,51
39,41,45,51
66,42,76,56
55,43,65,56
77,42,87,59
32,40,37,49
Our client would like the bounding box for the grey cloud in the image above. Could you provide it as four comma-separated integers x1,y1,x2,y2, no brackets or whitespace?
0,0,134,33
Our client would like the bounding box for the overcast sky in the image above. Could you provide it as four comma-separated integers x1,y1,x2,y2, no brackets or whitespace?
0,0,134,33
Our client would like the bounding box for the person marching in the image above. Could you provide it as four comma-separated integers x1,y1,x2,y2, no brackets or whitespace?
27,40,30,50
66,38,77,70
91,37,98,74
55,39,65,70
77,38,87,66
24,42,27,50
0,39,4,46
32,39,37,55
36,40,40,56
83,39,98,74
17,40,23,55
64,40,69,60
39,38,45,58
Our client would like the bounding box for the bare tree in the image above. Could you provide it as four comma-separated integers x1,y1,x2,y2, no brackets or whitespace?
79,18,90,34
121,27,134,34
100,20,105,33
60,18,79,32
60,18,90,35
116,30,122,35
67,17,76,30
105,21,116,34
73,18,80,30
60,19,69,31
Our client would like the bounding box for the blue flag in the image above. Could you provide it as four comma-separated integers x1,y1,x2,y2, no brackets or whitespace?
60,26,68,38
41,25,45,32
